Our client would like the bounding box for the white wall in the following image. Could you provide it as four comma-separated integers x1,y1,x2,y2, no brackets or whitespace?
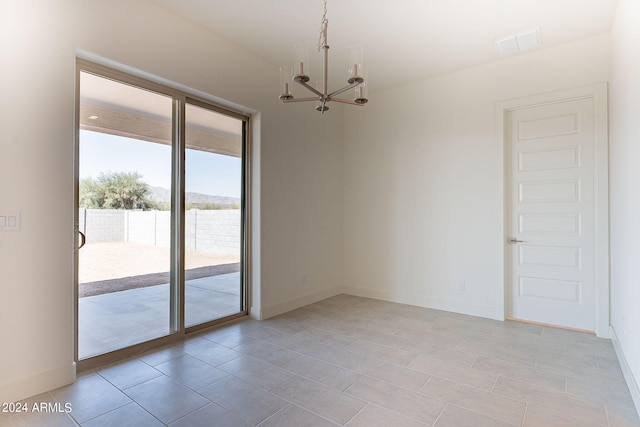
342,34,611,320
610,0,640,410
0,0,344,402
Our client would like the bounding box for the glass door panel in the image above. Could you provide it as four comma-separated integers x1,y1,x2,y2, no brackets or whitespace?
184,102,244,327
78,71,174,359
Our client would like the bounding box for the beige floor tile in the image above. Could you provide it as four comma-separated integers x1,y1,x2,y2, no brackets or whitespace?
49,373,132,424
281,354,362,391
402,331,462,350
217,354,296,391
442,327,515,348
261,317,311,335
138,346,186,366
434,404,517,427
374,347,421,367
511,339,567,359
180,337,242,367
345,339,403,360
607,403,640,427
123,376,209,424
83,402,164,427
523,404,606,427
245,323,309,349
402,340,478,366
154,354,229,390
345,355,430,392
345,376,446,425
349,327,408,348
420,376,525,425
198,376,288,425
292,340,360,367
295,315,345,333
472,355,566,391
390,318,447,336
272,376,366,425
598,355,626,376
535,356,626,385
492,376,608,425
541,327,612,351
346,403,429,426
437,318,502,337
491,320,543,336
197,326,254,348
408,354,497,390
566,376,635,407
257,404,337,427
298,327,360,348
455,339,537,367
233,338,301,367
357,317,404,336
169,402,249,427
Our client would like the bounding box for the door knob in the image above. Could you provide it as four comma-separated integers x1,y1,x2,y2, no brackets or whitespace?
509,238,524,243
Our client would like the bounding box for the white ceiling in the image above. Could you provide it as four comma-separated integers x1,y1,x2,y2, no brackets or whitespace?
153,0,618,92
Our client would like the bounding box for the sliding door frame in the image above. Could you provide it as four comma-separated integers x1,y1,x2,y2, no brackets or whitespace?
74,59,251,369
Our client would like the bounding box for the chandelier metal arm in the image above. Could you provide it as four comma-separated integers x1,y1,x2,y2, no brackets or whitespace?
296,80,324,97
328,81,362,98
281,97,321,103
331,97,366,106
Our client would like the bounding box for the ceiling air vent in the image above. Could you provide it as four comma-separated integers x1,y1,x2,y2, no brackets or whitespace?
495,28,540,56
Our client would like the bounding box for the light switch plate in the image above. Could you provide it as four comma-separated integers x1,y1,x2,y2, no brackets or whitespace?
0,212,21,232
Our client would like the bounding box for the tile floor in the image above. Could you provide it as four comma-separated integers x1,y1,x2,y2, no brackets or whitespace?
2,294,639,426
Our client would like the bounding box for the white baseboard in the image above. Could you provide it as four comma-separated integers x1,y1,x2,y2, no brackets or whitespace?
610,325,640,416
260,286,343,320
342,285,501,321
0,363,76,403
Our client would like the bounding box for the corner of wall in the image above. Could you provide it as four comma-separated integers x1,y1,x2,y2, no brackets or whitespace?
260,286,344,320
610,326,640,416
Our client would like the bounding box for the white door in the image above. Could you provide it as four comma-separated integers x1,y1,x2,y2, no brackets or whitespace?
507,97,596,331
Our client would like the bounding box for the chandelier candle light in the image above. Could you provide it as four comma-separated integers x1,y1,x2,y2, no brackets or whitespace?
279,0,368,113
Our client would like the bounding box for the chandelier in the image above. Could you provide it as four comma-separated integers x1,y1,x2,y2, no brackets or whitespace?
278,0,368,113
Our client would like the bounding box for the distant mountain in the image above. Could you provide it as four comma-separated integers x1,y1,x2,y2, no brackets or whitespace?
148,186,240,207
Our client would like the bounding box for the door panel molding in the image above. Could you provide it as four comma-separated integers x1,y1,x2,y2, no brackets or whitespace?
496,83,609,338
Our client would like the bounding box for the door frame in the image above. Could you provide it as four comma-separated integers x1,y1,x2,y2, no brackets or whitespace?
495,83,609,338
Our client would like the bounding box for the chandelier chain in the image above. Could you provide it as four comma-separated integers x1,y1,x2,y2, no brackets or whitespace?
317,0,328,51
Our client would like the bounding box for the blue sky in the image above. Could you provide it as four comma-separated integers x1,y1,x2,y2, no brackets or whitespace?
79,130,241,197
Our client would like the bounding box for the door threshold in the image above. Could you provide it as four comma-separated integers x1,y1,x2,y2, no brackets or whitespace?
506,317,595,335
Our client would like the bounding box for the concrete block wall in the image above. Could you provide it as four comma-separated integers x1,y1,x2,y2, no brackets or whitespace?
190,210,241,255
125,211,157,246
79,209,125,244
80,208,240,255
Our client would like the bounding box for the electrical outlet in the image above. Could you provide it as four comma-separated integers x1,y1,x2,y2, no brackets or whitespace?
458,280,466,291
301,274,308,287
0,212,21,232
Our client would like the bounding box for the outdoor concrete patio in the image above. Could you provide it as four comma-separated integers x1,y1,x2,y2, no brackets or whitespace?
79,272,241,359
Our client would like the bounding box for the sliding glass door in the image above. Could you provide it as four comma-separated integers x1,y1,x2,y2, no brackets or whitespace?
77,71,174,359
76,62,248,361
184,102,244,327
